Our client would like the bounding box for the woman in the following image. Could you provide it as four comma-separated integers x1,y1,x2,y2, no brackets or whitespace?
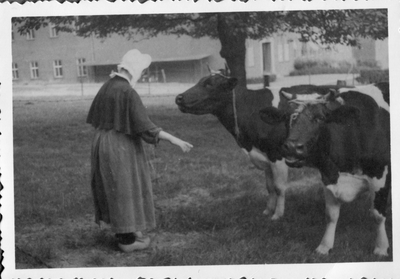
87,49,193,252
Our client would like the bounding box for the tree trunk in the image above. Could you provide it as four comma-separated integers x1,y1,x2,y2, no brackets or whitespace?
217,14,248,90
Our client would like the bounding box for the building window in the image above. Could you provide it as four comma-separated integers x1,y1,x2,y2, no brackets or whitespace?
12,30,14,42
292,40,299,58
277,43,284,62
49,24,58,38
284,42,290,61
12,63,19,80
76,58,87,77
53,60,63,78
246,46,255,68
26,29,35,40
30,61,39,79
301,42,308,56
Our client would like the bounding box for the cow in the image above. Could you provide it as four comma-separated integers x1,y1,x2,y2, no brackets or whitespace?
175,70,343,220
259,83,391,256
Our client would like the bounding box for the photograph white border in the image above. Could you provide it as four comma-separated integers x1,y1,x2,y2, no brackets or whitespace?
1,0,399,278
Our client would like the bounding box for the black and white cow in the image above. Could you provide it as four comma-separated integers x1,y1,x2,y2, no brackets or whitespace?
175,71,343,220
259,83,391,255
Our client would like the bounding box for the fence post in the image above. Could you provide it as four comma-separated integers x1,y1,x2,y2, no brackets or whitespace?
147,68,151,95
161,69,166,83
263,75,270,87
79,76,84,97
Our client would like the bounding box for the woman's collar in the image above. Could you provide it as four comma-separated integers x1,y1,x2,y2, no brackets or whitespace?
110,71,131,83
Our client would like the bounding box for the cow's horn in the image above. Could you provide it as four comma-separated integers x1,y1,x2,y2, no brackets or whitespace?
330,88,340,97
207,64,212,74
281,91,294,100
323,89,337,101
225,63,230,76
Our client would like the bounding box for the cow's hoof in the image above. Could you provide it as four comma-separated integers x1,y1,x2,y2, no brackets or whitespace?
270,214,281,221
262,209,271,216
315,245,330,255
373,247,388,257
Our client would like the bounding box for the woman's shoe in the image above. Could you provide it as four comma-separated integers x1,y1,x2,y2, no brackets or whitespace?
118,236,150,252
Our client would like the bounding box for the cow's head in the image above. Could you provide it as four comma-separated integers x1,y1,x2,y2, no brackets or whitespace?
260,89,360,167
175,70,238,115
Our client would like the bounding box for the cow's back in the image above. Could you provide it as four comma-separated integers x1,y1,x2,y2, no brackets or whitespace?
327,91,390,177
235,88,287,161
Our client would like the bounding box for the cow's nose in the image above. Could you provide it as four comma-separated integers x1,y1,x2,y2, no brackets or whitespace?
283,140,305,156
294,143,305,155
175,94,183,105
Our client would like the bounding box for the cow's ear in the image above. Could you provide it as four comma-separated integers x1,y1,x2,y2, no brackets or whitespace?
226,78,238,90
323,89,339,102
326,105,360,125
259,107,287,124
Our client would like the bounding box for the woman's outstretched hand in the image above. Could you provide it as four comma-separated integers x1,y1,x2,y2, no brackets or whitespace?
172,138,193,153
159,131,193,153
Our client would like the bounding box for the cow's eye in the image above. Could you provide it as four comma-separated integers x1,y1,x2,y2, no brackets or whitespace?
289,103,299,109
203,81,212,88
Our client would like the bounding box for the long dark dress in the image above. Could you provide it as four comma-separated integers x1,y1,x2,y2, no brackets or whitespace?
87,75,161,233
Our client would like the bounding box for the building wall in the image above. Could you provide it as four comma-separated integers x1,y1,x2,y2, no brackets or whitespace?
351,37,389,69
12,23,388,85
12,24,225,84
375,38,389,69
245,37,274,80
12,26,93,83
245,33,306,80
245,32,359,81
352,37,376,64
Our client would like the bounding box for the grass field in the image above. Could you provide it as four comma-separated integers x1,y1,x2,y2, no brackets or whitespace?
13,95,392,268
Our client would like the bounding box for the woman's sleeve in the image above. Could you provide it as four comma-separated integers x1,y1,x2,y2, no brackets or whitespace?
138,127,162,144
126,87,159,134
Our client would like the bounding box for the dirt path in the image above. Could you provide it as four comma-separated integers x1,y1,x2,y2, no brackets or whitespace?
12,73,359,98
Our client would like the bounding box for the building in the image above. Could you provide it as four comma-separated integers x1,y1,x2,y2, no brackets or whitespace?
352,37,389,69
11,24,225,84
11,24,388,85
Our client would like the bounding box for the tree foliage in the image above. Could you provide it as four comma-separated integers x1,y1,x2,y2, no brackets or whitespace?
13,10,387,45
13,9,388,88
283,9,387,45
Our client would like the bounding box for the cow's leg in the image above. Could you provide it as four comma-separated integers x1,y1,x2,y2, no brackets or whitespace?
269,159,289,220
246,148,288,220
370,166,390,256
316,186,341,255
263,165,277,217
370,208,389,256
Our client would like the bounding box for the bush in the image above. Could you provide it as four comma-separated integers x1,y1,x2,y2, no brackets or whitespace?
289,57,385,77
290,57,353,76
356,69,389,84
289,66,351,76
293,58,319,71
357,59,379,69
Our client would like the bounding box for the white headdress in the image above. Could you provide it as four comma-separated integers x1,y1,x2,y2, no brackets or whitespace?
118,49,152,87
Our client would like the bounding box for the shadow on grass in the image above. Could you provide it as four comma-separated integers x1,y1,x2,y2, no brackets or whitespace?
153,189,392,265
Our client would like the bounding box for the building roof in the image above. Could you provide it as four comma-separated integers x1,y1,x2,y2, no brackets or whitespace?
81,33,219,66
86,53,211,66
153,53,211,62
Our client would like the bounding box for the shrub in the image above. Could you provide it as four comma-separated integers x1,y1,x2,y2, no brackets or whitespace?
289,57,384,77
356,69,389,84
357,59,379,69
293,58,319,71
289,67,350,76
290,57,354,76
